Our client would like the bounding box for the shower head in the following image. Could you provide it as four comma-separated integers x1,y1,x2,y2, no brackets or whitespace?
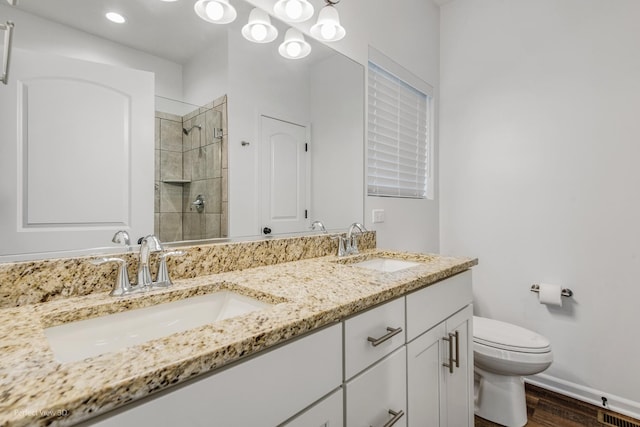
183,124,202,135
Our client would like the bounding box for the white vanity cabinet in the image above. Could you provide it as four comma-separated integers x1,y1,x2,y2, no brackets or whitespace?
87,324,342,427
81,270,475,427
406,271,474,427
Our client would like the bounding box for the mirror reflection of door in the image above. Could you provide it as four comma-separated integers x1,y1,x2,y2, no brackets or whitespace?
0,48,153,257
260,116,309,235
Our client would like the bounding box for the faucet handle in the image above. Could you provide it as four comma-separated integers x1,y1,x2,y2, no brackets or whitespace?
153,250,186,288
91,257,132,297
331,236,347,257
349,235,360,255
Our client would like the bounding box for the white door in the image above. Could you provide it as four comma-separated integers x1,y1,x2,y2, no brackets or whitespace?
260,116,309,235
0,48,154,259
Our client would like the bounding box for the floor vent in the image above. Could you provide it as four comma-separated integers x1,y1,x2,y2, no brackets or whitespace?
598,410,640,427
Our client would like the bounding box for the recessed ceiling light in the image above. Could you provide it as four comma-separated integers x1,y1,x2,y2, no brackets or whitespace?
105,12,126,24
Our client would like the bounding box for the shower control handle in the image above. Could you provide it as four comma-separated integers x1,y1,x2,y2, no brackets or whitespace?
192,195,205,212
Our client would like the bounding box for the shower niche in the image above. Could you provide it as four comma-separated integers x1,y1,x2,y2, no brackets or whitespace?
154,95,228,243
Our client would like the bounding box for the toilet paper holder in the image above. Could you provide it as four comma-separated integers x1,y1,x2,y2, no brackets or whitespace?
530,284,573,298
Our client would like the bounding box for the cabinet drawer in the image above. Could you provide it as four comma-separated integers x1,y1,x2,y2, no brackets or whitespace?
282,388,343,427
88,324,342,427
345,347,407,427
406,270,472,342
344,297,405,379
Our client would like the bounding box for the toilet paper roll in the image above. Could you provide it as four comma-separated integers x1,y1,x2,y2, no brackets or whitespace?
538,283,563,307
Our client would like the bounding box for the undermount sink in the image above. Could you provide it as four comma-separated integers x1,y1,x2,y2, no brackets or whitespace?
351,258,421,272
44,291,272,363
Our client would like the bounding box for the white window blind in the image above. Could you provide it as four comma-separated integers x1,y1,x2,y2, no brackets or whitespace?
367,61,431,199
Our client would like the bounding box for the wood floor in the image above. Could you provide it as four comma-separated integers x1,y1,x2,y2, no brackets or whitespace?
474,383,640,427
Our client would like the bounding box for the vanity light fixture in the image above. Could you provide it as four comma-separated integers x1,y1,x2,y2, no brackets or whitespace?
194,0,237,24
242,8,278,43
310,0,345,42
105,12,126,24
278,28,311,59
273,0,314,23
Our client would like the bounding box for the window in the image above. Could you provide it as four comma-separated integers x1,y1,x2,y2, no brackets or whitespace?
367,52,433,199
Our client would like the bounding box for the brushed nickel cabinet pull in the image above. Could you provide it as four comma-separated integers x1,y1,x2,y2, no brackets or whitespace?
370,409,405,427
443,333,454,374
453,330,460,368
1,21,14,85
367,326,403,347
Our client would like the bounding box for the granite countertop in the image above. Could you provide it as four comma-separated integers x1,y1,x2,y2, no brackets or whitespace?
0,249,477,427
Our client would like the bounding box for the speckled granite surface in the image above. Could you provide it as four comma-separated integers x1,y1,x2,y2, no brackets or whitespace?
0,245,476,427
0,232,376,308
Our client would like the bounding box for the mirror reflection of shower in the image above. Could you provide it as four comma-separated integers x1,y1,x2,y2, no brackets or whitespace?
154,95,228,243
183,124,202,135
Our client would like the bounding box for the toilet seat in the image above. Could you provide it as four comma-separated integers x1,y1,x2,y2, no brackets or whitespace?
473,316,551,354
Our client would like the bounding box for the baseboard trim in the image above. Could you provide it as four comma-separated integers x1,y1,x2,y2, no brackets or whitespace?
526,373,640,421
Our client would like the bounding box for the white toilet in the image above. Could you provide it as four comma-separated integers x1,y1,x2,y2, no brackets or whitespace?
473,316,553,427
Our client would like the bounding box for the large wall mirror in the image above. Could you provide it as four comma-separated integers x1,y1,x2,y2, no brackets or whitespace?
0,0,364,261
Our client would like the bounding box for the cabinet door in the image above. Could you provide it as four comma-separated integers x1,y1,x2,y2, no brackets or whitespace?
281,388,343,427
346,347,407,427
407,321,447,427
444,305,473,427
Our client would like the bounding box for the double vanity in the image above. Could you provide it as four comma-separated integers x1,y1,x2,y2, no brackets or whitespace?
0,233,477,426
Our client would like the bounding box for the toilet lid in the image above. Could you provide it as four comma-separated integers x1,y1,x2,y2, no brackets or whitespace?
473,316,551,354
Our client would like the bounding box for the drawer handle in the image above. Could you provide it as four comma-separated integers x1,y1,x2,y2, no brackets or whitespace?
367,326,403,347
442,330,459,374
371,409,405,427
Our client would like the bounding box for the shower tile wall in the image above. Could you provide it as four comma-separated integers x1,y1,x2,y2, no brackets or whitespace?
155,111,184,242
155,95,228,243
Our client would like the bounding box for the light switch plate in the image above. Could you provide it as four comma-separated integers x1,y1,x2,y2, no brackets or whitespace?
372,209,385,223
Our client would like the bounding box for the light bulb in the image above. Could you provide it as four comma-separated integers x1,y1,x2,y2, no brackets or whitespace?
286,41,302,58
105,12,126,24
250,24,268,41
205,1,224,20
285,0,303,20
320,23,337,40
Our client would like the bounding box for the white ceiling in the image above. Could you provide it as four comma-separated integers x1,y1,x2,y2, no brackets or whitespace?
14,0,255,63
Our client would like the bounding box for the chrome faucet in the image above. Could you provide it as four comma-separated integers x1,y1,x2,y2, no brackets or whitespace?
310,220,328,233
333,223,367,257
136,234,163,289
346,223,366,255
92,234,185,296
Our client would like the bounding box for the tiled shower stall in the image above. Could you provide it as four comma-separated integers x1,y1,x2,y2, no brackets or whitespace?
154,95,228,243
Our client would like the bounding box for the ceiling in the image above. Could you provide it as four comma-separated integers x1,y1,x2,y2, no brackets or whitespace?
14,0,255,63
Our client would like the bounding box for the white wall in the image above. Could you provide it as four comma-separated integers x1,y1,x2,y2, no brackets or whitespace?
182,33,228,107
309,53,364,231
0,5,183,99
440,0,640,417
